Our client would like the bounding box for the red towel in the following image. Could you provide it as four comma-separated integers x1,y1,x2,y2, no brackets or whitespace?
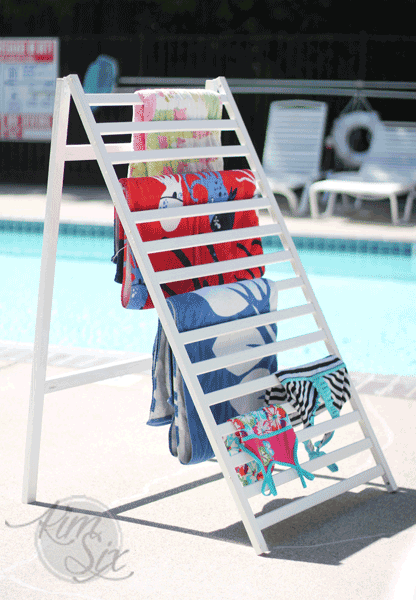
118,169,265,309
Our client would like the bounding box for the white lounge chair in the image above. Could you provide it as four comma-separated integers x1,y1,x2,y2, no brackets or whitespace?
309,121,416,224
262,99,328,216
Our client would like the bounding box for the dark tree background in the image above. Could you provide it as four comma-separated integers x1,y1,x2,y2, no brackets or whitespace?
1,0,415,184
0,0,414,36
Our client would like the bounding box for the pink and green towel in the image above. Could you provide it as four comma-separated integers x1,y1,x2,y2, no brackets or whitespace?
128,88,223,178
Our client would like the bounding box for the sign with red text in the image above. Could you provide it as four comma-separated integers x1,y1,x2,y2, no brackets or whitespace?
0,38,58,141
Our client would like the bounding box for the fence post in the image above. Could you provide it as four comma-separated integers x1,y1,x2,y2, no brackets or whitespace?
358,31,368,80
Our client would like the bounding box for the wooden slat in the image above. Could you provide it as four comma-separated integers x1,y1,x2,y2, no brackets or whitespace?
297,410,361,442
217,403,294,437
45,356,152,393
246,438,373,498
229,411,362,469
272,277,304,292
85,92,142,105
132,197,270,223
243,436,372,484
193,341,284,375
97,119,239,135
255,465,383,530
179,304,314,344
107,145,249,164
143,224,279,254
205,373,281,407
65,143,131,161
155,250,292,284
192,330,327,375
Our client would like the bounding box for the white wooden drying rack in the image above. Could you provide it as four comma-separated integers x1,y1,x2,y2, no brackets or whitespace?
22,75,397,555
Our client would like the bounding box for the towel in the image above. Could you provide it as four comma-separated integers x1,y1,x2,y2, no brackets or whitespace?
113,88,223,280
117,169,265,309
265,355,351,471
129,88,223,178
149,278,278,465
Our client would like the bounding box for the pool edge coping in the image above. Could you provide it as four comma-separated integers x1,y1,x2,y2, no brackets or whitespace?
1,341,415,400
0,217,414,256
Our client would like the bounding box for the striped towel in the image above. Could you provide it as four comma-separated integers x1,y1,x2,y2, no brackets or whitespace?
265,355,351,471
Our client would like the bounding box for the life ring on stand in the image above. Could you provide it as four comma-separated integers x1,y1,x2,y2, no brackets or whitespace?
331,111,382,168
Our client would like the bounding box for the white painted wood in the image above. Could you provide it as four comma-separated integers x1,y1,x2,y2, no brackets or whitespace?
22,79,71,504
230,436,372,474
218,408,360,439
107,145,249,164
232,412,364,471
23,74,397,556
192,331,327,376
216,403,295,437
67,74,270,554
205,374,291,406
143,224,279,254
97,119,239,134
132,197,271,223
256,465,383,531
245,439,373,498
179,304,314,344
343,381,398,493
155,250,292,284
273,276,304,292
85,92,142,105
44,356,152,393
296,410,361,441
65,142,132,161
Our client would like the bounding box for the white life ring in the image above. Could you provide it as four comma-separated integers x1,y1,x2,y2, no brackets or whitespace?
331,111,382,168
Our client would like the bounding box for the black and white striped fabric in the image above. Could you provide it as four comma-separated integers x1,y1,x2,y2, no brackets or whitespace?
265,355,351,471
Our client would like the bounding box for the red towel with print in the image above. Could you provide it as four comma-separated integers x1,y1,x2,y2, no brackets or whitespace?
117,169,265,310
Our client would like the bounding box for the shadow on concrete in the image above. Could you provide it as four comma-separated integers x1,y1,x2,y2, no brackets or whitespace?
31,471,416,564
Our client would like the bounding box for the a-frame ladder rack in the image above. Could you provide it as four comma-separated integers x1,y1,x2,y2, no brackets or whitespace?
23,75,397,555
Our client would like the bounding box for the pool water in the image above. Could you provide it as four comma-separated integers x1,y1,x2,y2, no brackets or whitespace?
1,231,415,376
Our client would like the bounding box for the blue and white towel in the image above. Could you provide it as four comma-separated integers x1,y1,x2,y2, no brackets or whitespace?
148,278,278,464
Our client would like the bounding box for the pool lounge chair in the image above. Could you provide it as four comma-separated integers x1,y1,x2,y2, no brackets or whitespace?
309,121,416,224
22,75,397,555
262,99,328,216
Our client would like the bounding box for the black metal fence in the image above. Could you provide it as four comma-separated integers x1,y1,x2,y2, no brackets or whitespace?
1,33,415,184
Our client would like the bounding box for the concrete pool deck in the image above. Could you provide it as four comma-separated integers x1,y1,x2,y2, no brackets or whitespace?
1,182,416,241
1,183,416,599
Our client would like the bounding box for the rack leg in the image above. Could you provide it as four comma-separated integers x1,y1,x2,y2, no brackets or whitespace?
22,79,71,503
349,386,398,493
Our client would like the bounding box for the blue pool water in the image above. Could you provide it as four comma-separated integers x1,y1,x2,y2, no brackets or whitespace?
1,230,415,376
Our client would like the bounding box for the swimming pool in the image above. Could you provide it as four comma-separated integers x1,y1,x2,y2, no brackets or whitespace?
1,226,415,377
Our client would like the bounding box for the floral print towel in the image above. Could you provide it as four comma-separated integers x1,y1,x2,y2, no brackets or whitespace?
128,88,223,178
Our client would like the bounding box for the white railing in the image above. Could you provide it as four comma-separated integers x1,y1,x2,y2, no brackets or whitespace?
117,77,416,99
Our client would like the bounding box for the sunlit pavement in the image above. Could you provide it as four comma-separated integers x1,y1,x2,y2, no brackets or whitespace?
1,184,415,600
